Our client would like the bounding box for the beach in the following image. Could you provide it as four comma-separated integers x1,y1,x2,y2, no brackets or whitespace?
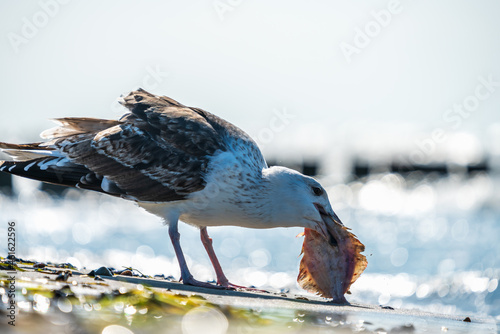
0,259,497,334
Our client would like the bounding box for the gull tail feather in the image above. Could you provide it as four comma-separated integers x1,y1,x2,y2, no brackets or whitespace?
0,142,122,197
0,157,94,190
40,117,121,139
0,142,61,162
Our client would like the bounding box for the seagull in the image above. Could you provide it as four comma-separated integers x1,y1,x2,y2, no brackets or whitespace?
0,89,344,289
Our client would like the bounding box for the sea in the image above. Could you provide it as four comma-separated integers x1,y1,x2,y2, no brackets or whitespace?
0,169,498,324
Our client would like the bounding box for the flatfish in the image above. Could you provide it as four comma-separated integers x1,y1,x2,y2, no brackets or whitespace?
297,215,367,303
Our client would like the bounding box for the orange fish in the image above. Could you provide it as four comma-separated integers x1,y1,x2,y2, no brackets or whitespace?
297,212,367,303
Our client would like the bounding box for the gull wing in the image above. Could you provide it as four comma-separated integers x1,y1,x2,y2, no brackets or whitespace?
1,89,265,202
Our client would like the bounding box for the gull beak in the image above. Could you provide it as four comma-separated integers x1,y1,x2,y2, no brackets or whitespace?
314,203,343,247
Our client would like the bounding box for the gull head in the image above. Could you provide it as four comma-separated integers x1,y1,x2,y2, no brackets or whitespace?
263,166,367,302
263,166,340,237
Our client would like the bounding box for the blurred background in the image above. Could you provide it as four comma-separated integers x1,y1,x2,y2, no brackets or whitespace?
0,0,499,322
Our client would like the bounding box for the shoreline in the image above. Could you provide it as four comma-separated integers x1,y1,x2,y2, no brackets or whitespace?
0,259,497,333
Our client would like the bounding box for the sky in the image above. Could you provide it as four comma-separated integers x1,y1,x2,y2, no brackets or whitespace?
1,0,500,168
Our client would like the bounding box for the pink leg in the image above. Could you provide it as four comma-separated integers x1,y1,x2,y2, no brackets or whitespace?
200,227,254,290
169,220,222,289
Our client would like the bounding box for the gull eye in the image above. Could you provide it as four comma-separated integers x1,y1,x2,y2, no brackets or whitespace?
312,186,323,196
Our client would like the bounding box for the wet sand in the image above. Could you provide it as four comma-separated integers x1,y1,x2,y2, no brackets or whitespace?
0,261,497,333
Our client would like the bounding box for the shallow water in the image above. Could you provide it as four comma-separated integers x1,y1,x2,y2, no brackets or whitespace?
0,172,498,322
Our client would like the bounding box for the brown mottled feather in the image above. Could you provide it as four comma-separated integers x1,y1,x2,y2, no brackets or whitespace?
0,142,48,150
41,118,121,139
1,89,265,202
